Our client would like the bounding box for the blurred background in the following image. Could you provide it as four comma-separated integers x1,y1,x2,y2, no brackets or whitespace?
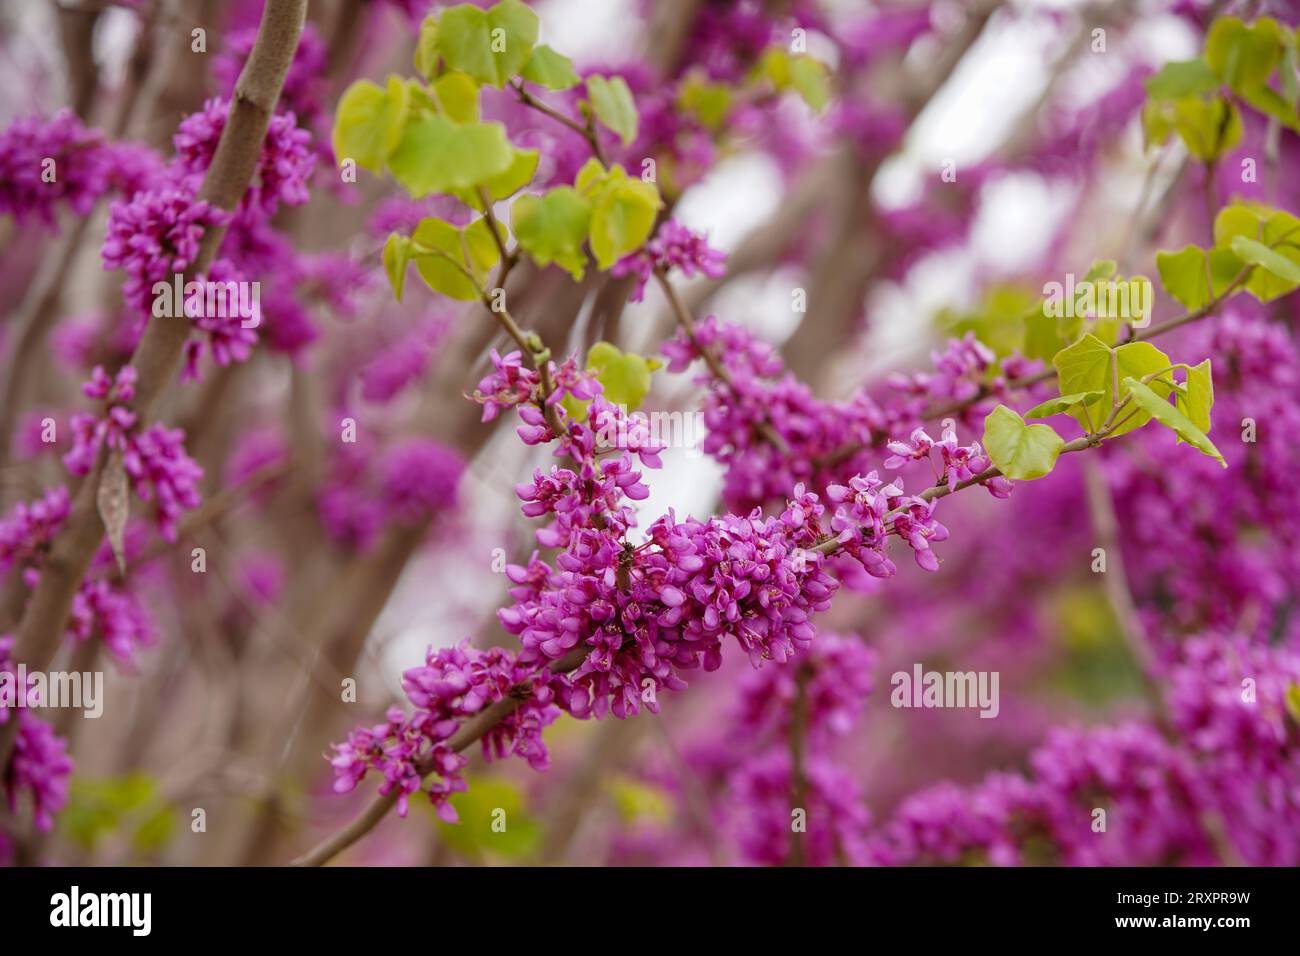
1,0,1298,866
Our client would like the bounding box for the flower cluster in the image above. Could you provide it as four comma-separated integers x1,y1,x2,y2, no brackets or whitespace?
67,577,156,667
0,109,162,225
0,487,71,572
870,722,1212,866
101,185,230,313
663,316,1037,512
1166,634,1300,865
612,219,727,302
734,633,876,744
1,636,73,833
331,641,558,821
173,98,315,215
181,258,260,379
64,366,203,541
729,751,873,866
317,437,464,549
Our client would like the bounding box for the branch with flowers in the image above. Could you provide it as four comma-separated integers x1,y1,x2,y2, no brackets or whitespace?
3,0,1300,871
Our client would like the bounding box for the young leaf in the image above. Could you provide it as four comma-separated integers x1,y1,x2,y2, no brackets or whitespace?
1205,16,1282,93
1215,203,1300,301
1053,333,1112,430
1024,391,1104,418
456,147,539,208
575,157,608,195
411,217,490,301
1155,244,1244,309
387,115,513,197
1230,235,1300,284
677,73,732,129
585,75,639,146
585,341,654,411
522,44,579,90
1171,95,1242,161
332,77,410,172
436,0,539,88
1176,358,1214,438
510,186,592,279
462,217,504,277
982,405,1065,480
415,14,440,79
788,56,830,112
1144,59,1220,100
589,168,661,269
1110,341,1175,437
383,233,414,301
1240,82,1300,132
432,71,481,124
1121,377,1226,466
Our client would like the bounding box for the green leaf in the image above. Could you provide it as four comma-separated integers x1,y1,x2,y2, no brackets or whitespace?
132,805,175,852
1230,234,1300,284
589,167,662,269
607,776,673,824
1081,259,1118,284
415,14,440,79
1024,391,1105,419
1285,682,1300,723
1109,341,1175,437
1176,358,1214,438
1170,95,1243,161
332,77,410,172
585,341,654,411
677,73,732,129
982,405,1065,480
387,115,513,197
1155,244,1244,309
522,44,579,90
756,47,831,112
410,216,497,300
1214,202,1300,301
434,777,542,860
1240,82,1300,132
463,216,505,276
1205,16,1282,93
436,0,539,87
789,55,831,112
1144,59,1221,100
432,70,481,124
383,232,414,301
1052,333,1112,430
1052,335,1173,436
511,186,592,279
585,74,639,146
1121,377,1226,465
575,157,608,195
456,147,539,208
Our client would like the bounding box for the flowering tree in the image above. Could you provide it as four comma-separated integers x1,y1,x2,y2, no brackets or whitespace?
1,0,1298,869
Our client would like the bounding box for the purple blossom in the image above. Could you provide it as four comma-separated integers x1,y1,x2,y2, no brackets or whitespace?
379,439,464,520
101,184,229,313
0,110,163,225
1,636,73,832
612,219,727,302
173,98,315,215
